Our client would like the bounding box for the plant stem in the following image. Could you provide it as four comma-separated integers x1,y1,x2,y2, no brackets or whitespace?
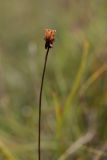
38,47,50,160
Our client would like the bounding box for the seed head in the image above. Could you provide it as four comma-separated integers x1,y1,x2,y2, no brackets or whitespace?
44,29,56,49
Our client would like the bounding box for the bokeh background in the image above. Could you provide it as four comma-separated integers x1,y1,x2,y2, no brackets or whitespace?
0,0,107,159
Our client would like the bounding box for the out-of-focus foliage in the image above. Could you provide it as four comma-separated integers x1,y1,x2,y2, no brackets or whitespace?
0,0,107,159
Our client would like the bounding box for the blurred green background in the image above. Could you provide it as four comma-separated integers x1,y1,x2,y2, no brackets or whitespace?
0,0,107,159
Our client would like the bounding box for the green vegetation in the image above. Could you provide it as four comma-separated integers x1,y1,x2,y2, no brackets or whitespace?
0,0,107,159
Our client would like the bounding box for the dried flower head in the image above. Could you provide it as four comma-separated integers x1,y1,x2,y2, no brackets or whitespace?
44,29,56,49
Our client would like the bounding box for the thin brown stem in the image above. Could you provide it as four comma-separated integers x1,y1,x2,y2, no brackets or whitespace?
38,47,50,160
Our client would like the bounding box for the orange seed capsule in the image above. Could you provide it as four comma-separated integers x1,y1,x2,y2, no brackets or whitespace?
44,29,56,49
